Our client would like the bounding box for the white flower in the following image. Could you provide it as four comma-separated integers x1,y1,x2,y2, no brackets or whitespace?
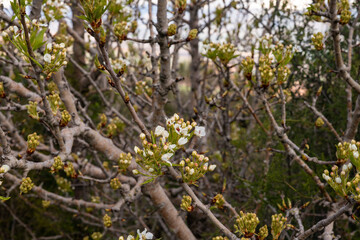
166,118,174,126
137,229,153,240
335,177,341,184
174,124,182,134
162,130,169,139
178,137,188,145
127,235,135,240
44,53,52,63
13,26,19,33
169,144,177,151
209,165,216,171
132,169,139,175
148,168,154,173
148,150,153,156
343,165,348,172
46,43,52,50
180,128,189,136
354,151,359,159
350,144,357,151
322,173,327,179
189,168,194,175
154,126,165,136
161,153,173,165
194,126,206,137
325,176,331,181
0,165,10,173
59,43,65,48
348,163,352,170
134,146,141,154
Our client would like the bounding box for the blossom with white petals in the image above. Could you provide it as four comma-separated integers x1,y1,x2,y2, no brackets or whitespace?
174,124,182,134
178,137,188,145
350,144,357,151
354,151,359,159
44,53,52,63
134,146,141,154
137,229,154,240
169,144,177,151
194,126,206,137
161,153,173,165
154,126,165,136
335,177,341,184
189,168,194,175
166,118,174,126
127,235,135,240
209,165,216,171
162,130,169,139
46,43,52,50
0,165,10,173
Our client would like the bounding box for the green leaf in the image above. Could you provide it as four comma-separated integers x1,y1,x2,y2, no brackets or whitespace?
76,15,89,21
32,29,47,50
142,178,155,185
0,196,10,201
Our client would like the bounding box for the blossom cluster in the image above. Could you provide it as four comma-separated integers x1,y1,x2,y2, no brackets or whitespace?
43,42,68,78
20,177,34,194
111,58,130,76
203,42,238,65
114,22,130,41
241,57,255,80
133,114,210,181
322,140,360,201
233,211,283,239
26,101,40,120
55,175,72,192
110,178,121,190
43,0,67,21
312,32,324,51
234,211,260,237
46,91,61,115
50,156,64,173
259,54,275,87
271,214,287,240
179,151,216,184
322,164,352,197
118,229,153,240
135,79,153,97
257,36,294,87
212,193,225,209
180,195,193,212
339,0,351,24
212,237,229,240
336,141,360,171
118,153,132,171
103,214,112,228
27,132,40,154
97,114,125,137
